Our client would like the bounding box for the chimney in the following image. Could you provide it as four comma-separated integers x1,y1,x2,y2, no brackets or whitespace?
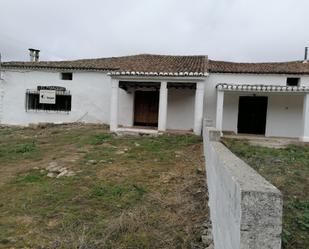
29,48,40,62
304,47,308,63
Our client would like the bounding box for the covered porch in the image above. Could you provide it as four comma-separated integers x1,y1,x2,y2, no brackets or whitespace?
215,83,309,141
109,78,205,135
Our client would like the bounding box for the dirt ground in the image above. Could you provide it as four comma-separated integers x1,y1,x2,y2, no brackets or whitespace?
0,124,210,249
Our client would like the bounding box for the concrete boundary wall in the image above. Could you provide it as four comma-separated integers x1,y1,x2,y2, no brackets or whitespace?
203,126,283,249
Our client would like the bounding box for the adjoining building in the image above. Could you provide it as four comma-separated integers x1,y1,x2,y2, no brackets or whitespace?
1,49,309,141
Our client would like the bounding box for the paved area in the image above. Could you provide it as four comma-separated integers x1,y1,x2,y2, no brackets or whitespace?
116,127,159,135
116,127,194,136
223,134,298,149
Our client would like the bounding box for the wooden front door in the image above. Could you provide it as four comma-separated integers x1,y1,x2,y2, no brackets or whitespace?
237,96,268,135
134,91,159,127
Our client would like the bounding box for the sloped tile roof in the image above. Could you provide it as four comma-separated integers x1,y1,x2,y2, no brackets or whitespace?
3,54,309,75
1,54,208,76
209,60,309,74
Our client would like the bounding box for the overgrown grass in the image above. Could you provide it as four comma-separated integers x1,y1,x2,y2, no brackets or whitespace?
0,140,39,163
0,124,207,249
223,138,309,249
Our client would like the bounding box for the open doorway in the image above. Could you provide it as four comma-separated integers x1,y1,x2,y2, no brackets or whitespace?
237,96,268,135
134,91,159,127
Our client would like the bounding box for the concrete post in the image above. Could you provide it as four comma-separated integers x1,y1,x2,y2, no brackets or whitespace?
215,90,224,132
158,81,168,131
0,83,3,123
301,93,309,142
193,82,205,135
0,66,4,124
110,78,119,132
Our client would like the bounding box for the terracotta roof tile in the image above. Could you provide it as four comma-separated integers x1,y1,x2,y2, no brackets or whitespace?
2,54,208,75
3,54,309,75
208,60,309,74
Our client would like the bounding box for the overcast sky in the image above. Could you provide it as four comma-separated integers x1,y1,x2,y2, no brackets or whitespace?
0,0,308,62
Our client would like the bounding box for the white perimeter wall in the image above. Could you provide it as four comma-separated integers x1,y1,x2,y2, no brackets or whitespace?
0,70,133,126
204,127,282,249
205,73,309,138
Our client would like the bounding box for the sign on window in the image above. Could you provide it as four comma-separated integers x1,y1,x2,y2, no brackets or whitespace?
39,90,56,104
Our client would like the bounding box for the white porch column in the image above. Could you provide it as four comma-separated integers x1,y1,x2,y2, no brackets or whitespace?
194,82,205,135
158,81,168,131
301,93,309,142
110,78,119,132
215,90,224,132
0,77,3,124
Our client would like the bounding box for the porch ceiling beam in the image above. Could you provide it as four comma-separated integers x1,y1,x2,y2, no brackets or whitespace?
167,83,196,89
119,81,160,91
119,81,197,90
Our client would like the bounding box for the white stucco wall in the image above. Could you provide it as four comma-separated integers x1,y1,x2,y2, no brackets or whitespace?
221,92,238,132
166,88,195,130
205,73,309,138
1,68,308,136
266,94,303,138
0,70,197,130
118,89,135,127
222,92,304,138
0,69,133,126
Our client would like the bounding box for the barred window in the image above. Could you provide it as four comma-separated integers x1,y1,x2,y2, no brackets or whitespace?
25,89,72,112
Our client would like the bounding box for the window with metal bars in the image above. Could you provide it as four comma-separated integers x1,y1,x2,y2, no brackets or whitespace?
25,90,72,112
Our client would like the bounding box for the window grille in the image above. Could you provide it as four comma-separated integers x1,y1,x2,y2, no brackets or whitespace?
25,89,71,112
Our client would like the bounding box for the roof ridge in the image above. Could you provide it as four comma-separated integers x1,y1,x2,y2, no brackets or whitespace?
2,53,208,64
209,59,309,74
209,59,303,64
4,54,308,75
1,54,208,75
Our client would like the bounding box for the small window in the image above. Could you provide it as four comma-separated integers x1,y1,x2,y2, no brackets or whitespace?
286,77,300,86
26,90,72,112
61,72,73,80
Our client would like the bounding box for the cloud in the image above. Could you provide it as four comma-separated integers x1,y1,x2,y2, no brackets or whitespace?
0,0,308,62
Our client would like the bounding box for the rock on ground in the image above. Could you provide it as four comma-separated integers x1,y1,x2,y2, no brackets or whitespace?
47,172,55,178
46,162,76,178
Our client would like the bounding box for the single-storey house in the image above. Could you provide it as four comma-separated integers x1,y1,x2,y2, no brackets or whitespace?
1,50,309,141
